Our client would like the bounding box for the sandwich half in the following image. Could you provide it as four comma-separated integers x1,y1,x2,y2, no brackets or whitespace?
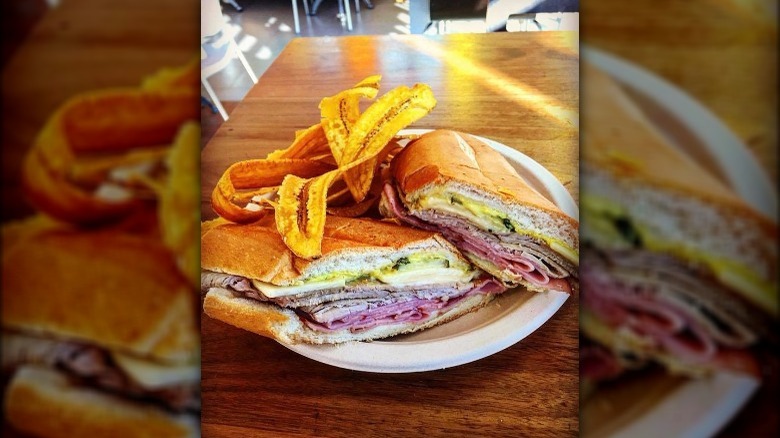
201,215,506,344
579,61,778,381
1,220,200,437
380,129,579,294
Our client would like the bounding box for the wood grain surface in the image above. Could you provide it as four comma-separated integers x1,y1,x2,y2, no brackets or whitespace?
581,1,778,437
201,32,579,437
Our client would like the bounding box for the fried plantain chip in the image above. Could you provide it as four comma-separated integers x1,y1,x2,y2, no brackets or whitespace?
278,84,435,258
320,75,382,202
21,60,199,225
345,83,436,166
211,158,334,224
265,124,332,161
159,121,201,286
337,84,436,203
275,169,340,259
211,78,437,259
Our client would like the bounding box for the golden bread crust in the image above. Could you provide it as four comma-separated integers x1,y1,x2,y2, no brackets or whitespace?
582,61,751,210
5,366,197,438
392,130,562,214
1,228,197,362
203,287,498,345
200,215,453,284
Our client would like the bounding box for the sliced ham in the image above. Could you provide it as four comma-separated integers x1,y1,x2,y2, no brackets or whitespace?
205,268,507,334
2,331,199,412
582,248,762,369
302,277,505,332
580,342,627,382
381,183,576,293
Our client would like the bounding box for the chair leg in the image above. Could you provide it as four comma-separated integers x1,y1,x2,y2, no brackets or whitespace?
343,0,353,31
354,0,360,13
201,96,219,115
311,0,324,15
228,38,258,84
201,78,229,121
222,0,242,12
235,51,258,84
291,0,301,34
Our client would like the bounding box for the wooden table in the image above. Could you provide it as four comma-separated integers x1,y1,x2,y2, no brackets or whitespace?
201,32,579,437
582,1,777,437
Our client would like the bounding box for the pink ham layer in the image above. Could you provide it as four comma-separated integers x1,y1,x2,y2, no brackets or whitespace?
382,183,571,293
303,277,505,333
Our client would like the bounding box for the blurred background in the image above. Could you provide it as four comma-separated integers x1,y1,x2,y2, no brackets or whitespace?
579,1,777,437
2,1,201,437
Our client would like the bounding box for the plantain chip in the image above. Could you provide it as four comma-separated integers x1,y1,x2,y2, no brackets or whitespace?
266,124,331,161
159,121,200,286
211,158,333,223
21,59,199,225
345,83,436,167
275,169,340,259
320,75,382,201
284,83,434,258
211,78,438,259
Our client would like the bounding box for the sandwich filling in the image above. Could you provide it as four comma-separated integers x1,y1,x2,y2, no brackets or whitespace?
582,193,777,315
2,330,200,413
201,251,506,333
381,183,577,293
580,248,769,379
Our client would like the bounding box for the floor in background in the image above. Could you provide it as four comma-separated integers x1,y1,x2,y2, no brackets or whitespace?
201,100,238,148
201,0,410,139
207,0,407,101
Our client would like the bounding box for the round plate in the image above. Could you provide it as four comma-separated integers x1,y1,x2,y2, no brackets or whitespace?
582,46,771,437
281,129,576,373
584,47,777,220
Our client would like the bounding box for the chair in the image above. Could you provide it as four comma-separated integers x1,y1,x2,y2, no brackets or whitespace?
291,0,311,34
409,0,489,34
308,0,355,31
216,0,308,34
221,0,243,12
201,0,258,121
489,0,579,31
353,0,374,13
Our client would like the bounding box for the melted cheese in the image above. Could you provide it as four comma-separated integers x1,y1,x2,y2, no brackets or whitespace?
419,193,579,264
583,195,777,316
113,353,199,389
550,241,579,265
252,277,346,298
716,266,777,317
251,253,473,298
420,196,501,231
374,266,474,286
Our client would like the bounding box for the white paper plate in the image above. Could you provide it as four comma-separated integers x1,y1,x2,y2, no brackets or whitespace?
281,129,576,373
582,46,771,437
584,47,777,220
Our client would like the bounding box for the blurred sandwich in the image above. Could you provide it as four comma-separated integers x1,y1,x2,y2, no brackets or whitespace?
579,62,778,381
201,215,506,344
1,220,200,437
380,130,579,294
